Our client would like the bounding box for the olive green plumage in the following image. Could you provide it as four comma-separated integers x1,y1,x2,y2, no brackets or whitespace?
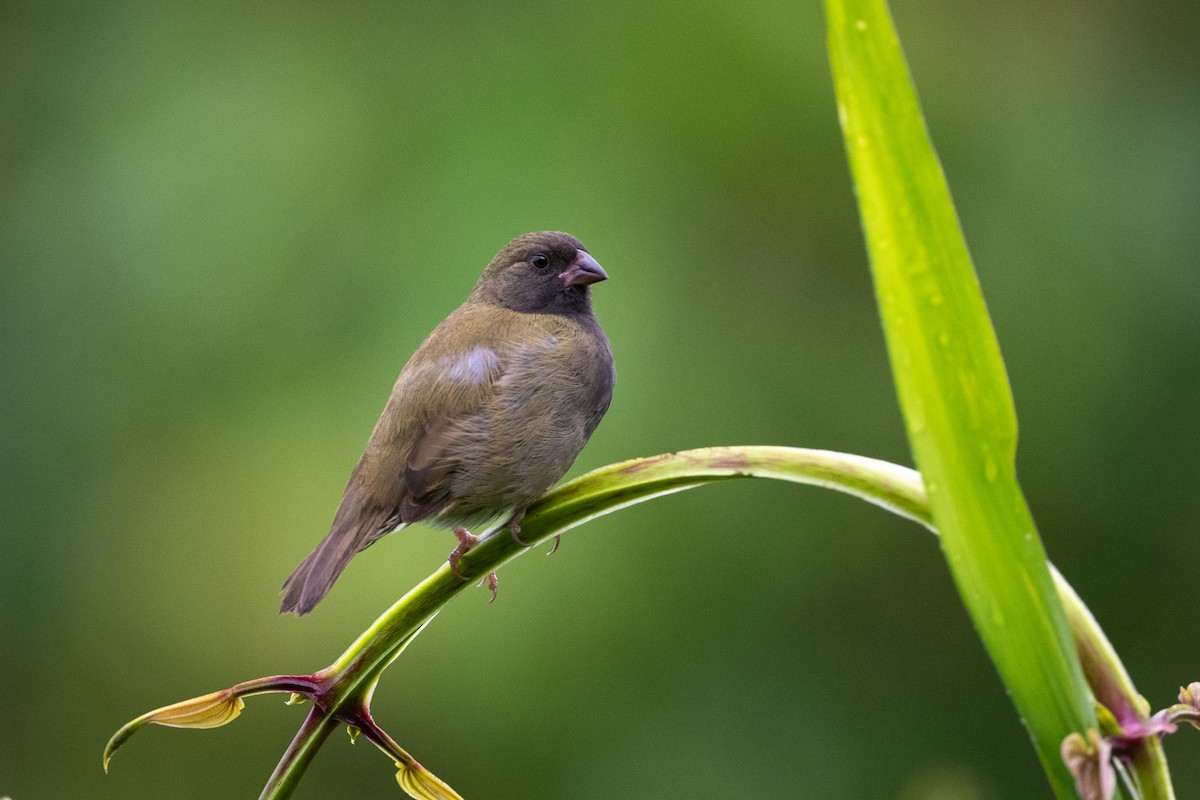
280,231,614,615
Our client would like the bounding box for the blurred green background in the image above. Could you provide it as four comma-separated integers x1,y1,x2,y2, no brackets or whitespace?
3,1,1198,797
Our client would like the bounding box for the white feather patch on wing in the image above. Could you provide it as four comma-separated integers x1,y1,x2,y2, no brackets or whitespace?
441,347,501,383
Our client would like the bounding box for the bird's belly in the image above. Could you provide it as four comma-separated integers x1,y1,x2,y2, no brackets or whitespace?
439,407,586,527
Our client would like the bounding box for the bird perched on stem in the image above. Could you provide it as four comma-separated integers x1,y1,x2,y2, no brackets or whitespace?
280,231,615,615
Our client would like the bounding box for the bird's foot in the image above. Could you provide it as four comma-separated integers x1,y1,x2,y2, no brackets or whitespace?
509,513,561,556
508,509,531,546
449,530,499,601
479,571,499,603
448,528,478,581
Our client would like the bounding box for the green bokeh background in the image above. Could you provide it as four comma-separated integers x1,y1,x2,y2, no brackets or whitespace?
3,2,1198,797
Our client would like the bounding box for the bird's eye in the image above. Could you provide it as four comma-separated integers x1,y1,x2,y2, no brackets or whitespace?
530,253,550,269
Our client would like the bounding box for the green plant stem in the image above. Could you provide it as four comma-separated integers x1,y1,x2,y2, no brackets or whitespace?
258,707,340,800
327,447,932,688
1128,744,1175,800
257,621,435,800
261,446,931,798
103,447,1168,797
261,446,1166,798
1053,568,1175,800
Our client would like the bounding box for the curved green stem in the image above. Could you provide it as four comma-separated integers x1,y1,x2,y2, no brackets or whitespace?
107,447,1171,799
323,446,1170,799
306,447,1168,796
327,446,931,687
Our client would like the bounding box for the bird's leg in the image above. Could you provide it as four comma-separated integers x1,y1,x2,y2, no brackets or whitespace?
447,528,478,580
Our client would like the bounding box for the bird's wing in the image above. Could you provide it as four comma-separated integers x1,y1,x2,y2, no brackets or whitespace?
366,307,568,521
396,420,464,522
279,331,524,614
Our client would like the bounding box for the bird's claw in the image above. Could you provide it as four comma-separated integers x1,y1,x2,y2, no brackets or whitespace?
508,510,532,547
449,530,499,601
448,528,478,581
479,571,499,603
507,510,560,555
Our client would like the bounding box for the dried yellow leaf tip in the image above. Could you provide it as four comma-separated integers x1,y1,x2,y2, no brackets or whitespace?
103,689,245,772
139,689,245,729
396,759,464,800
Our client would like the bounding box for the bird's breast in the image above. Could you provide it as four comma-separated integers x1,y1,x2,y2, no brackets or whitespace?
439,319,611,522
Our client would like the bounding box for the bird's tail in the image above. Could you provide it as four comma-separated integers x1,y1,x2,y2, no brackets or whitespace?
279,503,395,616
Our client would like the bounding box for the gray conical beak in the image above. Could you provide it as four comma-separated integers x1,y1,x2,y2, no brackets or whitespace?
561,250,608,286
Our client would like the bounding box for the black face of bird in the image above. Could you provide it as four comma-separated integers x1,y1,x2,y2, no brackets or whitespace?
472,231,608,315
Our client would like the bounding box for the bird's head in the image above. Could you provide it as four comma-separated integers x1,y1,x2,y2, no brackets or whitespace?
471,231,608,314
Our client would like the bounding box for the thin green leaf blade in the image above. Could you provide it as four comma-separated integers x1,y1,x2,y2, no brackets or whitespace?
825,1,1095,796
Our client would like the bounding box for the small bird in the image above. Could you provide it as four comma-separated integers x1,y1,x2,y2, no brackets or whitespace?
280,231,615,615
